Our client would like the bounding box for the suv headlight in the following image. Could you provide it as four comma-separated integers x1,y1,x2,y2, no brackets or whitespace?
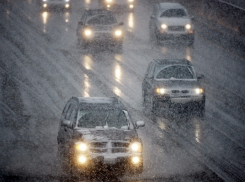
161,24,168,29
114,29,122,37
84,28,92,37
156,88,165,94
130,142,142,152
195,88,204,94
128,0,134,2
185,24,191,30
75,142,88,152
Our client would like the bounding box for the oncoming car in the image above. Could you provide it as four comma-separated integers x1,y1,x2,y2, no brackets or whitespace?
57,97,145,176
142,59,205,113
76,9,124,52
99,0,134,12
41,0,70,10
149,2,194,46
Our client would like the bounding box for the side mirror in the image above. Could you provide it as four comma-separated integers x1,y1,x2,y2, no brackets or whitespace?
150,15,155,19
136,121,145,128
118,22,124,26
62,120,71,127
191,16,195,21
197,74,204,80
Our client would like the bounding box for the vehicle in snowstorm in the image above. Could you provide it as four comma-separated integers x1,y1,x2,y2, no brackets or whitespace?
149,2,194,46
41,0,71,10
99,0,134,12
76,9,124,52
142,59,205,113
57,97,145,176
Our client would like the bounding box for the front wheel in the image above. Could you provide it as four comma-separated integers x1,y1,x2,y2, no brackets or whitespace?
187,37,194,46
77,38,87,49
114,42,123,53
151,96,159,113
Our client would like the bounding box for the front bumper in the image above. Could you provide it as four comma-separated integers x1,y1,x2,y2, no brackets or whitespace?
154,94,205,105
72,153,143,171
157,31,194,41
78,34,123,45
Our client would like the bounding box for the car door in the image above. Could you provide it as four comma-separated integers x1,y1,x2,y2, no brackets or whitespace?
58,100,72,145
76,12,87,36
143,62,155,96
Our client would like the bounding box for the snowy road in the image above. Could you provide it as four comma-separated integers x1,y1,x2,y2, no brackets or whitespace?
0,0,244,181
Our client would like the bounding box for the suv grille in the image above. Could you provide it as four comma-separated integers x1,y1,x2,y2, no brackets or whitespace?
171,90,189,94
168,26,185,31
90,141,129,154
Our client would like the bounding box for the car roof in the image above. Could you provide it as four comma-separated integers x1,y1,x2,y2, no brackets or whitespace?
153,59,192,66
157,2,185,10
73,97,126,110
85,9,113,16
77,97,118,104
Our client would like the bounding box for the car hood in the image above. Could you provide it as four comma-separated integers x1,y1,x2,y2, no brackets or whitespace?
88,24,117,32
154,79,200,89
75,128,137,141
158,17,191,26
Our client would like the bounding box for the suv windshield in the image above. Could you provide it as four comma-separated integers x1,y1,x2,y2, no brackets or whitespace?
87,14,117,25
160,9,187,18
77,109,128,129
156,65,194,79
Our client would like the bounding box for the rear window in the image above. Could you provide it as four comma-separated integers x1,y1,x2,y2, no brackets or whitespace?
160,9,187,18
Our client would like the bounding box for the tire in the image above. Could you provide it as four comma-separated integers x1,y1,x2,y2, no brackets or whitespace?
187,37,194,46
142,89,147,103
197,99,205,116
114,42,123,53
151,96,159,113
77,38,87,49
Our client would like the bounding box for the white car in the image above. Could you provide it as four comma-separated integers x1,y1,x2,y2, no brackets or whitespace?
41,0,70,10
149,2,194,46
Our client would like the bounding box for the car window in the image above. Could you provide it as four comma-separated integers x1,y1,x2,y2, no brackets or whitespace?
87,14,117,25
70,108,77,128
156,65,194,79
77,109,128,129
64,103,72,120
160,9,187,18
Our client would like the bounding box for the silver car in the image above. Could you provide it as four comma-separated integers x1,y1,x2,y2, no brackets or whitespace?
76,9,124,52
142,59,205,113
41,0,71,10
149,2,194,46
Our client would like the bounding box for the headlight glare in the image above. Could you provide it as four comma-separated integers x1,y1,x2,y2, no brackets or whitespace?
156,88,165,94
106,0,112,2
161,24,167,29
84,29,92,36
132,156,140,164
77,155,87,164
185,24,191,30
130,142,142,152
115,29,122,36
195,88,204,94
75,142,87,152
128,0,134,2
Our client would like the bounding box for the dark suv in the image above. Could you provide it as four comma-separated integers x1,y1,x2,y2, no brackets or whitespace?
57,97,145,176
76,9,124,52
